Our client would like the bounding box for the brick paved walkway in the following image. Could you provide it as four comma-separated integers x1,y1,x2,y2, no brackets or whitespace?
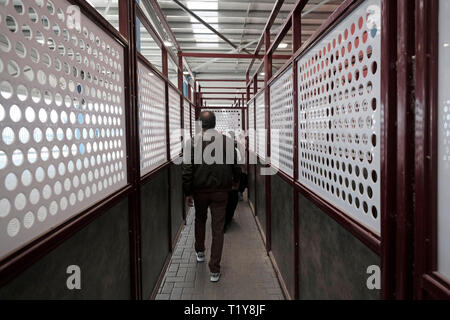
155,201,285,300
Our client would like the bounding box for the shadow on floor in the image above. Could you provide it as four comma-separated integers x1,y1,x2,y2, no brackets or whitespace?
155,201,285,300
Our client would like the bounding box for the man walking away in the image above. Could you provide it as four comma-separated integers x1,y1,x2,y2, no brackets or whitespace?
182,111,241,282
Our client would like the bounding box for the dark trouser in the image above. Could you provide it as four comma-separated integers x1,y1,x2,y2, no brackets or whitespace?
225,190,239,227
193,191,228,273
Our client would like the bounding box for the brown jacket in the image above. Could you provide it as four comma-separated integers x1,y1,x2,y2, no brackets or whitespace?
182,130,241,196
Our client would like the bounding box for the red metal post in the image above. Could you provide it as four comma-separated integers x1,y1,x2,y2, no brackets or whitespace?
380,0,398,300
121,0,142,300
178,51,183,91
292,3,301,301
264,29,272,253
395,0,415,300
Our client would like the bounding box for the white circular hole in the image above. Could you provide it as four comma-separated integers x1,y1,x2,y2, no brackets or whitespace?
40,146,49,161
24,65,34,81
12,149,24,166
0,103,4,121
9,104,21,122
0,32,11,52
35,166,45,182
19,127,30,143
7,59,20,77
2,126,15,145
29,189,39,205
21,169,32,186
37,206,47,222
49,201,58,215
47,164,56,179
0,198,11,218
42,184,52,199
14,193,26,210
0,81,13,99
0,150,7,169
33,128,42,143
7,218,20,237
17,84,28,101
23,211,35,229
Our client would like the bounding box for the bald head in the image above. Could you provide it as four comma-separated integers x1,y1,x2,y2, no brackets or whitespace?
199,111,216,130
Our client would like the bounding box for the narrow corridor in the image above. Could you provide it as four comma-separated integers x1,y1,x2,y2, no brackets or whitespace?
1,0,449,302
155,202,284,300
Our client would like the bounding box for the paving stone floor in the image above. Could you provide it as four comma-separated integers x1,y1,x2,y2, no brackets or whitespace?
155,201,285,300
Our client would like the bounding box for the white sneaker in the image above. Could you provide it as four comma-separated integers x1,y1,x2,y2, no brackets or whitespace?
210,272,221,282
196,252,205,262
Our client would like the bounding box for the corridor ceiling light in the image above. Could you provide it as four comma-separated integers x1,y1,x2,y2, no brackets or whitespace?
186,1,218,11
444,43,449,48
164,40,173,47
279,42,288,49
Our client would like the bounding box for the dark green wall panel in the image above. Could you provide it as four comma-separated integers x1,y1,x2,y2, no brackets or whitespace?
170,163,185,244
140,168,170,299
248,164,256,207
0,199,131,300
271,175,295,298
298,193,380,300
255,163,266,236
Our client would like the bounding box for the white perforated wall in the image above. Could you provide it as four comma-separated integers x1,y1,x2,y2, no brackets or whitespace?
270,67,294,177
137,61,167,176
248,100,255,153
191,105,196,137
203,109,242,134
255,92,266,159
0,0,128,258
169,86,182,159
297,0,381,233
438,0,450,281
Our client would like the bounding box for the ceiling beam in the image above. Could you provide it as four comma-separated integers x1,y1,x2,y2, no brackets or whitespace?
246,0,285,75
172,0,253,55
192,38,259,72
203,97,244,100
197,79,263,82
145,0,180,50
181,52,291,59
142,0,195,81
201,92,247,95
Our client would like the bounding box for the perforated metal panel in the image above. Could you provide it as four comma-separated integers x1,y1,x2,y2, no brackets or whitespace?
169,86,182,159
202,109,242,134
297,0,381,233
138,61,167,176
248,100,255,153
270,67,294,177
255,92,266,159
191,105,196,137
0,0,128,258
438,0,450,280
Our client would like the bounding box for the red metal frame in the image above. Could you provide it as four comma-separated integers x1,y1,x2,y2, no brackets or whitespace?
414,0,450,300
395,0,416,300
180,52,291,60
1,0,448,301
246,0,285,76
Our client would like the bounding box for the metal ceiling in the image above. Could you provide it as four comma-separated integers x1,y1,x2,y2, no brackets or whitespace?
86,0,344,106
